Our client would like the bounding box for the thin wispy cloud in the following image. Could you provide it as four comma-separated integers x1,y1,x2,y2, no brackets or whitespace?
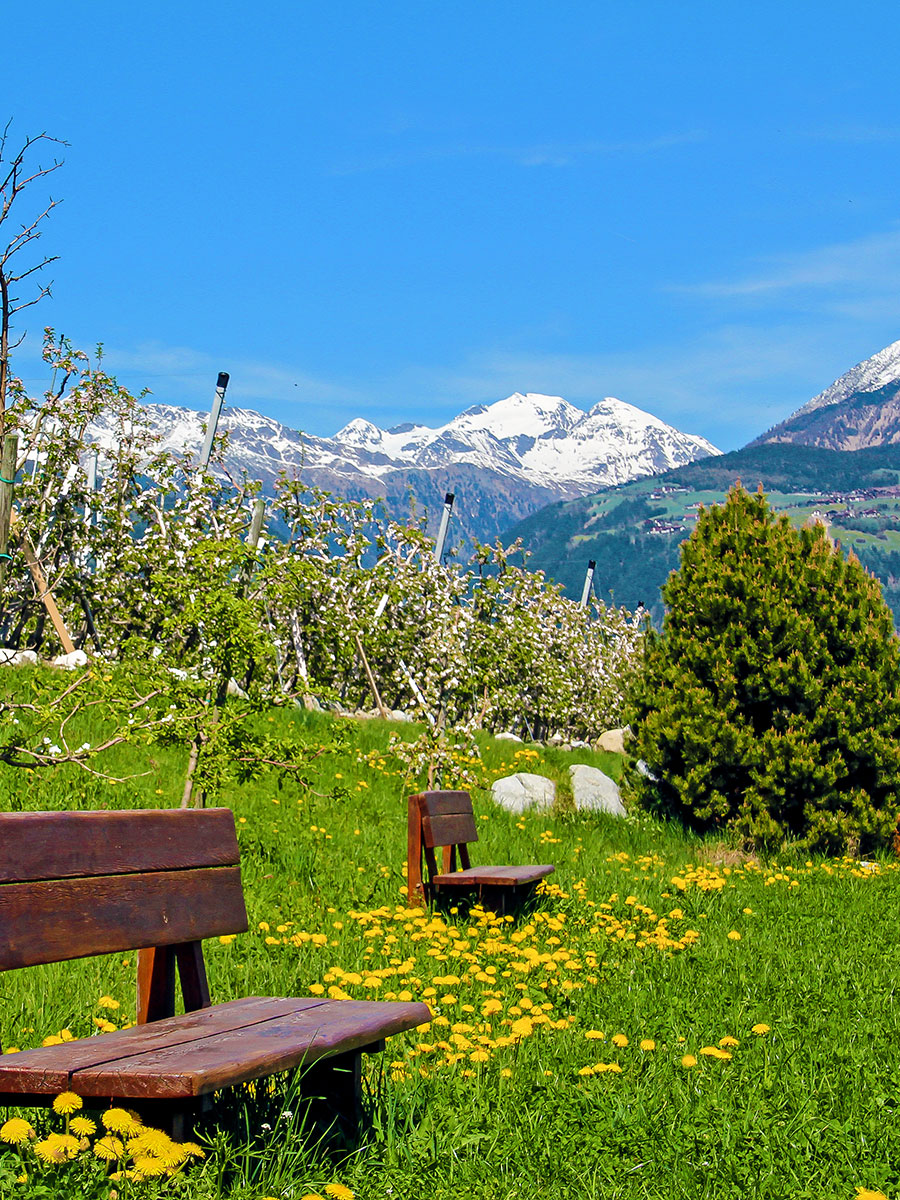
800,123,900,144
102,342,361,410
329,130,706,175
675,228,900,301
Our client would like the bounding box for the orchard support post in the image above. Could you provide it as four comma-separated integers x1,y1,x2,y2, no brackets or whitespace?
580,559,596,608
247,497,266,550
198,372,229,470
0,433,17,588
433,493,455,562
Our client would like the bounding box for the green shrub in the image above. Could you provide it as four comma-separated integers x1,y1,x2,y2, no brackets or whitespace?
626,484,900,851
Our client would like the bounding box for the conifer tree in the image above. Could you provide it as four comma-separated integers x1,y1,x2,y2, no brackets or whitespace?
627,483,900,851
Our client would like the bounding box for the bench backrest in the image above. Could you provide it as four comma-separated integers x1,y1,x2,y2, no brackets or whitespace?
407,791,476,904
0,808,248,972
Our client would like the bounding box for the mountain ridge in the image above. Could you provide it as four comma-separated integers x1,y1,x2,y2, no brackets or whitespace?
90,390,720,543
504,337,900,622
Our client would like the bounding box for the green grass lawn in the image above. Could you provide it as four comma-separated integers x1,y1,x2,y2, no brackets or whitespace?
0,703,897,1200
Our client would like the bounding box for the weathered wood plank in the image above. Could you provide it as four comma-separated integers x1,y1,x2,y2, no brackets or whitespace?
73,1001,431,1098
418,791,473,819
0,809,239,883
422,811,478,849
0,867,248,970
432,864,555,887
0,998,328,1093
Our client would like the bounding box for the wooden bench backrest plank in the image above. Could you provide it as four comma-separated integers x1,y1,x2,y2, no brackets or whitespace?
418,792,478,849
0,808,240,882
408,791,477,904
0,809,248,972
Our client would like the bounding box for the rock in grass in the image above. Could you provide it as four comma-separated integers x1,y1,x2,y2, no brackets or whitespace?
51,649,89,670
597,728,629,754
495,731,523,742
491,772,555,814
569,764,626,816
0,649,39,665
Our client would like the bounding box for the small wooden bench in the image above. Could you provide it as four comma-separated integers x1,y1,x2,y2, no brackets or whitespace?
0,808,429,1138
407,790,555,912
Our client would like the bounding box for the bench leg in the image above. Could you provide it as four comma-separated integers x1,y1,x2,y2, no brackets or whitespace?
479,882,536,916
300,1050,364,1146
133,1096,210,1141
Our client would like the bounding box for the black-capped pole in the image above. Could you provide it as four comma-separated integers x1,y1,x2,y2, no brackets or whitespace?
580,559,597,607
433,492,455,562
198,372,230,470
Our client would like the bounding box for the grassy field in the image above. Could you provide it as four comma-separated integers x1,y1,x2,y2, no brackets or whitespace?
0,702,897,1200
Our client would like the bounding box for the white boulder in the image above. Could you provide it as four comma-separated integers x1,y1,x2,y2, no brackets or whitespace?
597,728,629,754
495,731,523,743
0,648,39,665
51,649,89,670
491,772,556,814
569,764,626,817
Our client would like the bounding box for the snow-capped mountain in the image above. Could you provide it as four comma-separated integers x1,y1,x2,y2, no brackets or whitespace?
92,392,720,543
752,339,900,451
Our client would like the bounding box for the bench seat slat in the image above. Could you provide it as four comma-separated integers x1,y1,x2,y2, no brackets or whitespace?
0,867,248,970
61,1000,429,1099
0,998,325,1093
432,864,555,887
0,809,240,883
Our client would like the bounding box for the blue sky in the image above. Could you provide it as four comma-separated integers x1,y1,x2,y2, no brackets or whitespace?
4,1,900,449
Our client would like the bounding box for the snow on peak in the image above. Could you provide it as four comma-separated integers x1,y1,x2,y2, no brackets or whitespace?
456,392,582,439
334,417,383,446
93,389,720,532
800,338,900,414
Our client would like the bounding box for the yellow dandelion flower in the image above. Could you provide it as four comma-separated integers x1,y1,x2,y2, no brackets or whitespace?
699,1046,732,1060
611,1034,628,1048
324,1185,355,1200
855,1189,889,1200
577,1065,595,1076
178,1142,205,1160
681,1054,697,1067
94,1135,125,1161
584,1030,605,1040
97,995,120,1010
52,1091,83,1115
751,1023,771,1035
639,1039,656,1051
102,1108,142,1135
0,1118,35,1145
132,1154,169,1177
128,1127,176,1159
469,1049,490,1063
34,1132,80,1163
299,1194,325,1200
42,1034,63,1047
93,1017,117,1032
719,1036,739,1048
510,1017,534,1037
69,1116,97,1138
727,931,741,941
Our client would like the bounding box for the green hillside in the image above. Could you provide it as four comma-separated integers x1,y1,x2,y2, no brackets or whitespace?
505,443,900,623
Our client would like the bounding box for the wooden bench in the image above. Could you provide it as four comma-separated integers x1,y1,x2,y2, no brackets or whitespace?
407,790,555,913
0,808,430,1139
